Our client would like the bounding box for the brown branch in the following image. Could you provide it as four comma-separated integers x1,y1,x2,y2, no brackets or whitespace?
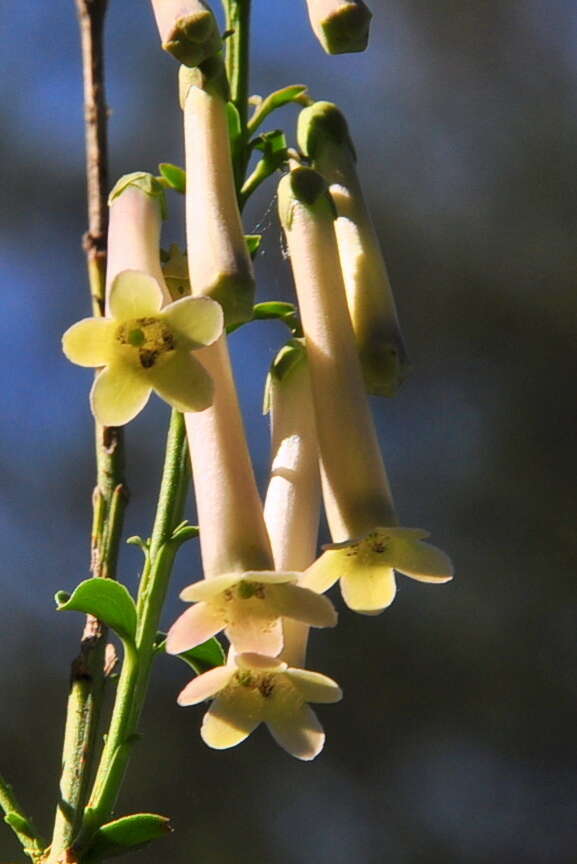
77,0,109,317
47,2,127,861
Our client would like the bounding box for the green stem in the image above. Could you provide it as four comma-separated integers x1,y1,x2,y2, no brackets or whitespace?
77,412,189,849
223,0,251,131
0,773,45,859
223,0,252,191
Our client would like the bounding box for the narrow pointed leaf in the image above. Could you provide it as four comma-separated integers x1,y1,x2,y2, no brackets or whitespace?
248,84,310,134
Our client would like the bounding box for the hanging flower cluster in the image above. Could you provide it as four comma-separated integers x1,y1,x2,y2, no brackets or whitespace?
62,0,453,761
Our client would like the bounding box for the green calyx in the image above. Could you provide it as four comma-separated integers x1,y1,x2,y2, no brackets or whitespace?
179,55,230,107
278,167,333,230
297,101,356,161
263,339,307,414
108,172,168,219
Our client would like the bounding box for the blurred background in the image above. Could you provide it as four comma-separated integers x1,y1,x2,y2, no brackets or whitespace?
2,1,577,861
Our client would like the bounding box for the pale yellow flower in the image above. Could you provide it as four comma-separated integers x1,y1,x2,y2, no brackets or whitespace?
305,0,372,54
278,168,453,613
305,528,453,614
62,269,222,426
177,652,342,760
166,571,336,657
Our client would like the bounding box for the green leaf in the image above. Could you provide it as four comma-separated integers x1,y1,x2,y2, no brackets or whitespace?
248,84,310,135
253,301,303,336
245,234,262,257
253,301,295,320
83,813,171,862
154,632,225,674
158,163,186,194
253,129,287,157
55,579,137,644
228,300,303,337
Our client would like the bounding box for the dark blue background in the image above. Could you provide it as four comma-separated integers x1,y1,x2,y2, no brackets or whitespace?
1,2,577,861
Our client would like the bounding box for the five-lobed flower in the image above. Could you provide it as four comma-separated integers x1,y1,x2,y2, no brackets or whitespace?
177,652,342,761
62,269,223,426
166,569,336,658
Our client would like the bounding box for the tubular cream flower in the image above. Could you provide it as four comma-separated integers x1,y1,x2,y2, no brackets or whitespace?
166,570,336,657
305,0,372,55
298,101,408,397
62,270,223,426
263,340,322,667
181,60,256,327
169,336,337,655
107,173,172,306
150,0,222,66
278,168,453,613
177,652,342,760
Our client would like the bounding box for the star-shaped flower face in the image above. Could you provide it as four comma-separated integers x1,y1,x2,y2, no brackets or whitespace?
166,571,337,658
304,527,454,614
62,269,223,426
177,652,342,760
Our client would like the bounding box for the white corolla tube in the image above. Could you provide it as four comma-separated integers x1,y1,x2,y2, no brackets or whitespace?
298,101,409,397
106,172,171,306
263,340,322,667
181,60,256,327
